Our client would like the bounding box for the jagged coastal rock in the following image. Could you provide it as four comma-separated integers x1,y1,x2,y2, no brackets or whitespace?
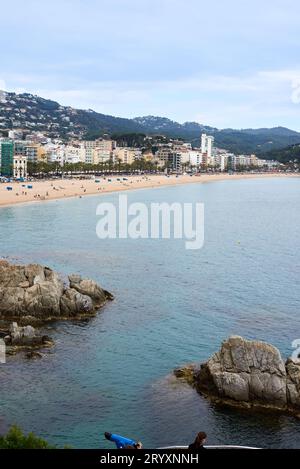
0,261,113,321
174,336,300,416
3,321,53,351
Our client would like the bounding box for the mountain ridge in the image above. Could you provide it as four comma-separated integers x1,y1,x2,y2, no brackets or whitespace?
1,90,300,154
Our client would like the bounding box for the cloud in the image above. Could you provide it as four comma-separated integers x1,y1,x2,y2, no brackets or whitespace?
1,66,300,129
0,0,299,128
19,70,286,128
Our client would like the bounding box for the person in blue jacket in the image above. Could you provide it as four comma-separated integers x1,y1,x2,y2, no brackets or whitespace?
104,432,143,449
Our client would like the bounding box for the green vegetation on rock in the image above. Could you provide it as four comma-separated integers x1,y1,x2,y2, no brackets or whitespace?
0,426,53,449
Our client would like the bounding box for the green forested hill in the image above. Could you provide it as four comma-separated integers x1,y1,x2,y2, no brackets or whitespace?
1,91,300,154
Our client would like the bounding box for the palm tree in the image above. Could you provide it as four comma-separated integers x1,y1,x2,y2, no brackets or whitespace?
115,158,122,174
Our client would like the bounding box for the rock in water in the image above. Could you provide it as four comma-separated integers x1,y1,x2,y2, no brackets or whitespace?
60,288,94,316
0,260,113,320
174,336,300,416
286,359,300,408
26,351,43,359
69,274,114,308
9,322,36,345
5,322,54,348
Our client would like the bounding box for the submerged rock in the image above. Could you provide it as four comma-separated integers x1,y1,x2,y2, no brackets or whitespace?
174,336,300,416
26,351,43,359
0,261,113,320
174,365,196,386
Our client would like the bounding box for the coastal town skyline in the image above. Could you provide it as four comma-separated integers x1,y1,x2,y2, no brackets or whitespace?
0,130,280,181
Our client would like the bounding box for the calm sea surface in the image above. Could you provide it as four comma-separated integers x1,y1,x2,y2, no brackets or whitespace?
0,177,299,448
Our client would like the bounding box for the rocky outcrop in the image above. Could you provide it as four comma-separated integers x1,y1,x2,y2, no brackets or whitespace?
0,261,113,321
174,336,300,416
69,274,114,308
3,322,54,353
60,288,94,316
286,359,300,408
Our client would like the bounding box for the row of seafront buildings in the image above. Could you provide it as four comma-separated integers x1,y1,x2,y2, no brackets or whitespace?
0,130,279,179
157,134,279,172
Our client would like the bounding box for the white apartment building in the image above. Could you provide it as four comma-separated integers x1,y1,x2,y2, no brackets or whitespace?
64,145,85,164
230,155,246,169
256,158,279,169
83,141,96,164
229,154,279,170
80,140,116,165
45,145,66,165
201,134,215,160
188,150,203,167
211,150,231,171
13,155,27,179
178,151,190,164
93,141,115,164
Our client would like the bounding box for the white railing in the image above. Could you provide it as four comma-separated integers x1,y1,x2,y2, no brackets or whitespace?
158,445,261,450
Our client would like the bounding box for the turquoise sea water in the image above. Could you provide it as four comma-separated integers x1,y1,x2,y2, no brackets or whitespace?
0,177,300,448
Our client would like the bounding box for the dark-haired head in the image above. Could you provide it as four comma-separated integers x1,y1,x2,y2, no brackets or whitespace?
194,432,207,447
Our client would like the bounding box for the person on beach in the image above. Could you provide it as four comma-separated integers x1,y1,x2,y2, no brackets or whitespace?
188,432,207,451
104,432,143,449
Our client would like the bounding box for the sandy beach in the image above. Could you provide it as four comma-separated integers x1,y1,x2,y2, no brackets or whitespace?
0,173,297,208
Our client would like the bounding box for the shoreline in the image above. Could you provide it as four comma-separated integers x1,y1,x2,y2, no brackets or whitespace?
0,173,298,209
